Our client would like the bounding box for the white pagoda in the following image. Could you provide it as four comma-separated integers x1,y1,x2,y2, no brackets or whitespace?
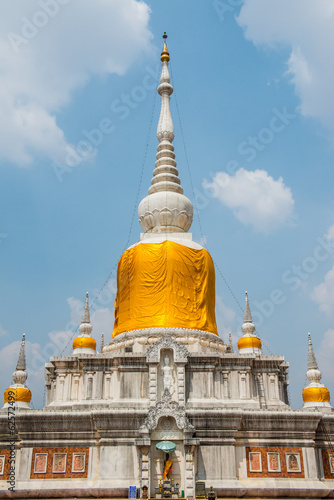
0,36,333,500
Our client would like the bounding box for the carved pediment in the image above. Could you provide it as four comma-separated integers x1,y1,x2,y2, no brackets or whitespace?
146,335,189,363
140,391,194,435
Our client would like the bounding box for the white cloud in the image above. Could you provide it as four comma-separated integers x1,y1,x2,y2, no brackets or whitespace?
53,293,116,351
310,223,334,317
67,296,84,324
325,224,334,241
0,0,152,166
0,323,8,337
91,308,115,344
215,295,241,347
311,266,334,318
237,0,334,136
203,168,294,233
0,341,24,385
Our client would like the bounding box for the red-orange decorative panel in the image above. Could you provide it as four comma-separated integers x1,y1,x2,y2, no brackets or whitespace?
0,450,12,481
246,446,304,478
321,449,334,479
30,447,89,479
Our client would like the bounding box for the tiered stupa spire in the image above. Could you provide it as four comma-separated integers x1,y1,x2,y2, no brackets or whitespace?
138,33,193,234
3,334,31,409
16,333,27,371
111,35,218,338
307,332,318,370
72,293,96,355
237,292,262,354
302,332,331,409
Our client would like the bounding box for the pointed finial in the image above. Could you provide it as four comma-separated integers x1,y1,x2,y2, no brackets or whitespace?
81,292,91,325
238,291,262,352
100,333,105,353
228,332,234,353
3,334,31,408
138,33,194,234
303,332,331,408
12,333,28,386
244,291,253,323
16,333,26,371
161,32,169,62
73,292,96,354
307,332,318,370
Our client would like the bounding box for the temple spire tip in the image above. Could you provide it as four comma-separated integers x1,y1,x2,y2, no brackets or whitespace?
81,292,90,324
244,291,253,324
307,332,318,370
16,333,27,371
161,33,170,62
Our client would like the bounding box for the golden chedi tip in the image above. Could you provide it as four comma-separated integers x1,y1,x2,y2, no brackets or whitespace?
3,333,32,408
238,292,262,353
72,293,96,354
302,332,331,407
161,32,170,62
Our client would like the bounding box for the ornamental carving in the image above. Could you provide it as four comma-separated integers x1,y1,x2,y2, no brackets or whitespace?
141,390,194,433
139,207,192,233
146,336,189,362
160,417,173,430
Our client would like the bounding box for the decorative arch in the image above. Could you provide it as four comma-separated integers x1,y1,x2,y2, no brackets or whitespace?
140,391,194,434
146,336,189,363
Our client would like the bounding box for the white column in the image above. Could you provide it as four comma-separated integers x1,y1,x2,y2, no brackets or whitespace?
149,365,157,407
256,373,267,409
140,446,150,491
269,373,278,400
64,373,72,401
303,447,318,480
236,445,247,480
94,371,103,399
86,372,94,399
214,368,221,399
56,374,65,401
184,445,195,499
136,442,151,496
239,371,247,399
222,371,229,399
51,379,57,403
104,372,112,399
177,365,185,406
72,374,80,401
45,381,51,405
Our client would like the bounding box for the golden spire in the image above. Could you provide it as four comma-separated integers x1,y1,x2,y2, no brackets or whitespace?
3,334,32,408
302,332,331,408
112,31,217,339
161,32,170,62
72,292,96,354
238,292,262,353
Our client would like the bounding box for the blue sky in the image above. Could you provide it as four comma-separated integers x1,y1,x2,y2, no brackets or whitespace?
1,0,334,409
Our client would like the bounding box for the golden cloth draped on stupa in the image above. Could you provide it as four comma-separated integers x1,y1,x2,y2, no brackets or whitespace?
112,240,218,337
